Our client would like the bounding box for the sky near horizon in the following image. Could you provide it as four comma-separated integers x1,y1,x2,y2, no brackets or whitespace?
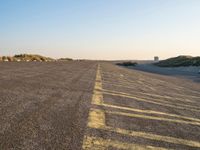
0,0,200,60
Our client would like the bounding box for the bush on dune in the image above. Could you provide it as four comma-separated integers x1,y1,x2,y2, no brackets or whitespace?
155,55,200,67
116,61,138,67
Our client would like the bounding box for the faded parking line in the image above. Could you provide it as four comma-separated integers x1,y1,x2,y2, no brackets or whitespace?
82,64,200,149
82,65,168,149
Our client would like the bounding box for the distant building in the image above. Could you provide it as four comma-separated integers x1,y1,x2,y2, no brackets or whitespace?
154,56,159,61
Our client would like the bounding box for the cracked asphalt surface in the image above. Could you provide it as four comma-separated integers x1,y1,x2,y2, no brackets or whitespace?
0,61,200,150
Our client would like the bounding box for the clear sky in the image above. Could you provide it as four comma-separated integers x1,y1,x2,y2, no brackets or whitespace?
1,0,200,60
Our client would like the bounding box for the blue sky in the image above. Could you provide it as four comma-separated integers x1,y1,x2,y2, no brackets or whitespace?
0,0,200,59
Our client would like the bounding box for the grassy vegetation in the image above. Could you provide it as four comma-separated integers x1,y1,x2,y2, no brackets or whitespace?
0,54,54,62
0,54,75,62
155,55,200,67
116,61,138,67
58,58,73,61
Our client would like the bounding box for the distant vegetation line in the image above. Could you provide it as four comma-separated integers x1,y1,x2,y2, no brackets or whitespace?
0,54,73,62
116,61,138,67
155,56,200,67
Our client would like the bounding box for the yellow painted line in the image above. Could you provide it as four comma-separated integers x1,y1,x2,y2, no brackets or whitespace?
83,65,200,149
87,109,200,149
102,79,200,100
107,110,200,126
102,87,196,103
104,77,183,90
82,64,106,149
110,127,200,148
102,80,197,103
83,66,169,149
83,136,168,150
103,89,199,107
103,91,200,112
101,71,200,96
99,103,200,123
105,78,200,100
87,108,105,129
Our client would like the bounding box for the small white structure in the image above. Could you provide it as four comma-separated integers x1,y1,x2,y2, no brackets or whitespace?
154,56,159,61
